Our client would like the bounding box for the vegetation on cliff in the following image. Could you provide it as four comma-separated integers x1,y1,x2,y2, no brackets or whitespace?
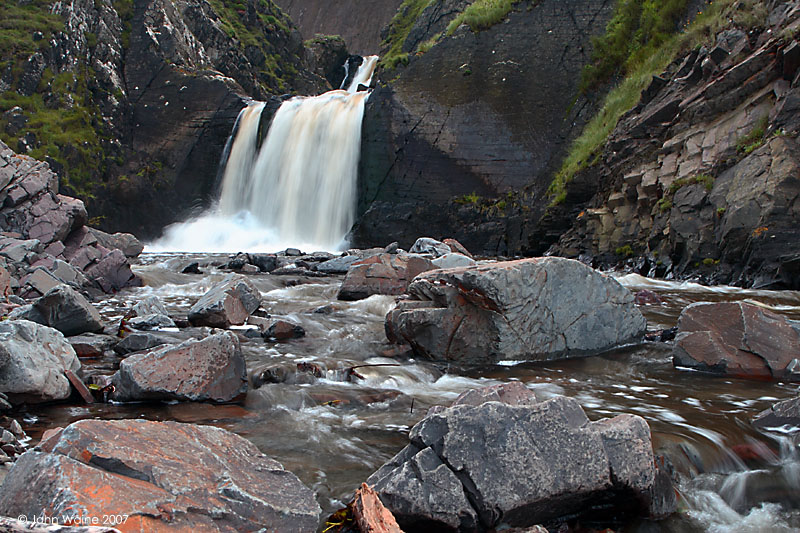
382,0,436,69
548,0,772,205
445,0,524,35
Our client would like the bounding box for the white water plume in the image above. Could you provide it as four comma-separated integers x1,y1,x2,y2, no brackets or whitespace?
148,56,379,253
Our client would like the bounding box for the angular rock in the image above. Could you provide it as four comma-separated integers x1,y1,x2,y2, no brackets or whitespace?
443,238,473,258
0,320,81,404
337,253,437,301
753,395,800,436
68,333,118,358
113,331,171,355
386,257,647,364
84,249,141,293
265,319,306,341
409,237,451,258
352,483,404,533
86,227,143,258
0,419,321,531
316,254,362,274
132,295,169,317
188,274,261,327
112,331,247,403
127,314,176,331
673,301,800,380
367,390,671,530
25,284,104,336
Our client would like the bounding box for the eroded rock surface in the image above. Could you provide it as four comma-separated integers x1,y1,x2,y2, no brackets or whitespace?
338,253,436,301
0,419,321,531
386,257,646,364
188,274,262,327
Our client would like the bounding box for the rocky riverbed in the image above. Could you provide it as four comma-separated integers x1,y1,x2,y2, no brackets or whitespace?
0,234,798,531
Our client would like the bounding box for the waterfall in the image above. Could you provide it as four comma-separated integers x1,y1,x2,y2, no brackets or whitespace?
149,56,378,253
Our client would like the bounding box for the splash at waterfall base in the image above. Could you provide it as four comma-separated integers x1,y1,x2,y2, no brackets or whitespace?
150,57,378,254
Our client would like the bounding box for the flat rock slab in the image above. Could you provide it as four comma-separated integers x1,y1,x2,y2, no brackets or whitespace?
367,386,672,530
112,331,247,403
0,320,81,404
386,257,646,364
673,301,800,380
188,274,261,327
0,419,320,531
337,253,436,301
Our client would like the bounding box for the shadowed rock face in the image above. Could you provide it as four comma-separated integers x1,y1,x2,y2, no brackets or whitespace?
386,257,647,364
273,0,404,55
352,0,614,253
0,419,321,531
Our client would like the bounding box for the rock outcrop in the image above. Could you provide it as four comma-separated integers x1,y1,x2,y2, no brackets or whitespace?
547,4,800,288
112,331,248,403
673,301,800,380
386,257,646,364
14,284,105,336
0,419,321,531
367,383,674,530
188,274,262,327
352,0,615,254
0,320,81,405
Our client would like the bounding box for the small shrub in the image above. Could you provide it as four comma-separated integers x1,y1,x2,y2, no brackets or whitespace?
454,192,481,205
615,244,634,257
716,206,726,217
736,115,769,154
446,0,524,35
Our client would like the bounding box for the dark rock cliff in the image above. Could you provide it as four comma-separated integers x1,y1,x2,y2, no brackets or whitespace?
0,0,329,239
273,0,404,55
546,1,800,289
351,0,615,254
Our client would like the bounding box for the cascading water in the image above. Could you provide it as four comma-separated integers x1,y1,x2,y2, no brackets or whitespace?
149,56,379,253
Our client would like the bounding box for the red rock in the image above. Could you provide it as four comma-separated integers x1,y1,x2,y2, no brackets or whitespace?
337,253,437,301
352,483,404,533
265,319,305,341
188,274,261,327
112,331,247,403
673,301,800,380
443,238,473,258
0,419,320,531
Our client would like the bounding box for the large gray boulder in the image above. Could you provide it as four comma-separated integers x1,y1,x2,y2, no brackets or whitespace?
368,384,674,530
0,320,81,404
386,257,646,364
0,419,321,531
112,331,247,403
20,284,104,336
188,274,261,327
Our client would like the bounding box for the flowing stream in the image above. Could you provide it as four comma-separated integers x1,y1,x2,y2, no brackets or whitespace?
149,56,379,253
13,255,800,532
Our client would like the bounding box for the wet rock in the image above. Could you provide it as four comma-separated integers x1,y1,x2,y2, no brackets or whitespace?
431,252,476,269
753,395,800,437
68,333,118,358
0,320,81,404
265,319,306,341
182,261,202,274
337,253,437,301
409,237,451,258
0,516,119,531
127,295,175,330
386,257,646,364
0,419,321,531
112,331,247,403
367,389,672,530
250,254,278,272
83,249,141,293
673,301,800,380
113,332,172,355
188,274,261,327
316,254,362,274
352,483,403,533
21,284,104,336
285,247,302,256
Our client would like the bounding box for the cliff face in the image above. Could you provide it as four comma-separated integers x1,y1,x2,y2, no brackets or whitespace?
351,0,615,254
0,0,328,238
546,1,800,289
273,0,404,55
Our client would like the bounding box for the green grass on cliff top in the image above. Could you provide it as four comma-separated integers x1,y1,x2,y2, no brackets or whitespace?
548,0,771,205
381,0,436,69
445,0,523,36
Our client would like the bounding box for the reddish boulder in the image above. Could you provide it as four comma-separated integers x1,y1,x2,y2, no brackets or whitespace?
352,483,404,533
0,419,321,531
443,238,473,258
337,253,436,301
112,331,247,403
673,302,800,380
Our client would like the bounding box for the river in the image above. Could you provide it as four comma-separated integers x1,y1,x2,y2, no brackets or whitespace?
14,253,800,532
